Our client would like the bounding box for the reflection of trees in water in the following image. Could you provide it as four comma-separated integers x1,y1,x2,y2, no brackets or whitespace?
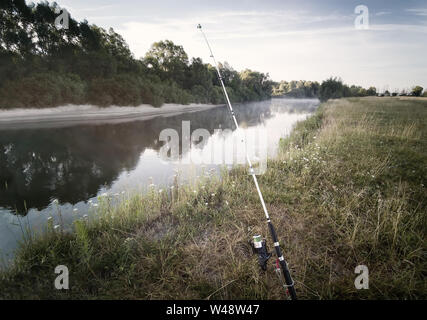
0,102,271,215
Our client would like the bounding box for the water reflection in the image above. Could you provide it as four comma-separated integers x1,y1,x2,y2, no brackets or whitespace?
0,101,273,214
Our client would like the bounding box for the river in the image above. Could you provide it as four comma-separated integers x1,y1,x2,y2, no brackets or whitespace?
0,98,318,266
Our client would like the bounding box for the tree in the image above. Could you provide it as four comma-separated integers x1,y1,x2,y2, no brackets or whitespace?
366,87,377,96
411,86,423,97
319,77,345,102
144,40,189,87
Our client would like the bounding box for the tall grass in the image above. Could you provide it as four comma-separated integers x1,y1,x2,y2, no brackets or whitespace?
0,97,425,299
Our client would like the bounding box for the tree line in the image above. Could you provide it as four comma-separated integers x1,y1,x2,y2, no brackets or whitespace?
1,1,425,109
0,0,273,109
273,78,426,101
272,78,377,101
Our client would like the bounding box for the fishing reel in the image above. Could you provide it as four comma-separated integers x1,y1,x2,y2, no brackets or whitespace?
251,235,272,271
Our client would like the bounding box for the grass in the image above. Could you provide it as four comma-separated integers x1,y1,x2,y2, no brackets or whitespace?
0,97,426,299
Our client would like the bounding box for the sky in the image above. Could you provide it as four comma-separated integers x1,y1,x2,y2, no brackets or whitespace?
27,0,427,91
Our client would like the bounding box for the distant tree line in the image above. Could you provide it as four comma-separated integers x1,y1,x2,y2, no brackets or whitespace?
378,86,426,97
273,78,378,102
0,1,272,109
273,78,427,101
317,78,378,102
272,80,320,98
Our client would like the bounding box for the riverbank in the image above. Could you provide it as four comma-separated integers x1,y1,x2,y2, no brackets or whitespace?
0,97,425,299
0,103,224,130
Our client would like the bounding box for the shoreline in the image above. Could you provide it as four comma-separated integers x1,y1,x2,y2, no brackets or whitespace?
0,103,224,130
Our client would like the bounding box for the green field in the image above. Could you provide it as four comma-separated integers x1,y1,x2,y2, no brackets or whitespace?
1,97,426,299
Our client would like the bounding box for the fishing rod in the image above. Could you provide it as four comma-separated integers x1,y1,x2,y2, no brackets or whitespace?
197,24,297,300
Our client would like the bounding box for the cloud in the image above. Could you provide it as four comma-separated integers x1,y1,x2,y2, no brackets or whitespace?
375,11,392,16
405,8,427,16
116,9,355,59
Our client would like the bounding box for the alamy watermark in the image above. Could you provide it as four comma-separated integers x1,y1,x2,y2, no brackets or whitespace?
159,121,268,174
54,265,69,290
354,265,369,289
354,5,369,30
54,7,69,30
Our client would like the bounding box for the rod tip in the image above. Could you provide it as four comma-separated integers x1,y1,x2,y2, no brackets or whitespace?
197,24,202,29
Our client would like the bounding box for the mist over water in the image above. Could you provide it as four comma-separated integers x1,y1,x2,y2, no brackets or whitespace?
0,98,318,266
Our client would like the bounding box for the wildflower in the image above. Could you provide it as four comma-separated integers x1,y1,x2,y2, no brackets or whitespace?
73,208,78,212
53,225,60,230
52,199,59,204
159,189,163,193
47,217,53,221
83,214,88,218
211,193,215,197
100,192,108,197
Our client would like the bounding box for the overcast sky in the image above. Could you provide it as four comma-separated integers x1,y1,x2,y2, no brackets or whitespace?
29,0,427,91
